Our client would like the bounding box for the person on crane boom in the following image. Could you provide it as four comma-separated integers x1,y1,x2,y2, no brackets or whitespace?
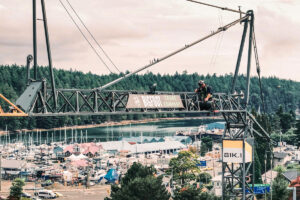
195,80,213,110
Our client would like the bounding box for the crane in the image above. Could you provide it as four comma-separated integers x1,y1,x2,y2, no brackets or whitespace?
0,1,272,199
14,3,249,117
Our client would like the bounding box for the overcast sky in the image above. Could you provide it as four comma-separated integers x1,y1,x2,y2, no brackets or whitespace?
0,0,299,81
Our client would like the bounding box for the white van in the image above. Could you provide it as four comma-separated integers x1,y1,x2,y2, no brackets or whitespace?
36,190,56,199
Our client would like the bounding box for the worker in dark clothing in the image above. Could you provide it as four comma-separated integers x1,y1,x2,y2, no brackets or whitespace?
148,83,157,94
195,80,213,110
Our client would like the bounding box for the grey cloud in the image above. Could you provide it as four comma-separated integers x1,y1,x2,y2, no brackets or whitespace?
255,7,300,58
0,0,299,81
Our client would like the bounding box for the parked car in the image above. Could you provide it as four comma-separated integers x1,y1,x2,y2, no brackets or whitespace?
41,180,53,187
21,192,32,198
35,190,56,199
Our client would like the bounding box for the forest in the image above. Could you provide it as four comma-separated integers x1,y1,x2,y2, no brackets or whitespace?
0,64,299,131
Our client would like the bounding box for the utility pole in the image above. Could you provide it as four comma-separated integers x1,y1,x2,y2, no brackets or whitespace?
0,153,2,192
33,0,37,80
270,153,273,200
265,152,267,200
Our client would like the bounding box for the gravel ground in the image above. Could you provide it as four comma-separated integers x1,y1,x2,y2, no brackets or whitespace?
0,181,111,200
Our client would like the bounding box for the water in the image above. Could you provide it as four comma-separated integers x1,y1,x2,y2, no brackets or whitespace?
3,118,223,144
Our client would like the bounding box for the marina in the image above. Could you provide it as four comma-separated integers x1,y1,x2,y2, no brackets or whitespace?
0,119,224,199
0,0,299,199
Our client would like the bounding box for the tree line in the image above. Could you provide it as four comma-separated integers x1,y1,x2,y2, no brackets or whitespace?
0,65,299,131
250,105,300,186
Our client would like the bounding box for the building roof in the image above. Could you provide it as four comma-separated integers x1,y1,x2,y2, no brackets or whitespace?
261,170,278,184
82,146,100,155
2,159,26,169
53,146,64,153
119,136,163,143
283,170,300,182
119,136,191,144
274,152,288,159
99,141,133,152
98,140,186,153
133,141,186,153
289,176,300,187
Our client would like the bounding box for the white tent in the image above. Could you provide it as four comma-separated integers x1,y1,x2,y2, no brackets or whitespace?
63,171,73,182
68,154,87,161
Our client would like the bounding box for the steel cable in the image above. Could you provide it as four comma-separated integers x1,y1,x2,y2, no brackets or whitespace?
65,0,121,73
252,26,266,114
58,0,113,73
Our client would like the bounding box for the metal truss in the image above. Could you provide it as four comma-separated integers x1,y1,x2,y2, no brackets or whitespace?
3,2,271,199
221,110,255,200
23,85,242,117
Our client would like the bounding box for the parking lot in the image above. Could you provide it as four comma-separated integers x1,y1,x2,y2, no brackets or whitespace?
0,181,111,200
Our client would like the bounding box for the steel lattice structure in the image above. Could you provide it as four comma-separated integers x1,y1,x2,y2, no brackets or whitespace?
0,1,272,199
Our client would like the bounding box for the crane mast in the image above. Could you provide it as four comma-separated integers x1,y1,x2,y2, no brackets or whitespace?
0,1,271,199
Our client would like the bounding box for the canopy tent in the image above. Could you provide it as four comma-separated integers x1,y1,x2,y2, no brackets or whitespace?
104,168,119,183
68,154,88,161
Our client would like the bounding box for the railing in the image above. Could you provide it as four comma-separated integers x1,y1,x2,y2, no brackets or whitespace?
26,88,245,116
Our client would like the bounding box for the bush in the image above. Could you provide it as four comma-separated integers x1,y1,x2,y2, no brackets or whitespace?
9,178,25,200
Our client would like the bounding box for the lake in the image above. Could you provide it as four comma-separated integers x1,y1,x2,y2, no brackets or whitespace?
4,118,224,144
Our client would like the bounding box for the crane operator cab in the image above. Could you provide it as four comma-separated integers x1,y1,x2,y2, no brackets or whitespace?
194,80,215,111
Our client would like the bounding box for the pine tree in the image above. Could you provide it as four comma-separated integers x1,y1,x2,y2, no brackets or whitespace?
106,163,170,200
272,167,289,200
168,151,199,185
295,120,300,147
173,185,220,200
9,178,25,199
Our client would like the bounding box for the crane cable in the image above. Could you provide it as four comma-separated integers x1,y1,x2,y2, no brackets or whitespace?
252,25,266,114
210,10,224,69
58,0,113,73
65,0,121,73
186,0,246,15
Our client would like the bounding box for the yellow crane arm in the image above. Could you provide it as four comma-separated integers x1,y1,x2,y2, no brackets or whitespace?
0,94,28,117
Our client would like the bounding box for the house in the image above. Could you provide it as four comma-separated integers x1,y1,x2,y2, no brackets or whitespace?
273,152,290,166
64,144,81,156
54,146,64,161
283,170,300,183
53,146,64,155
82,145,101,158
294,151,300,161
288,176,300,200
261,170,278,184
211,175,222,197
1,159,26,180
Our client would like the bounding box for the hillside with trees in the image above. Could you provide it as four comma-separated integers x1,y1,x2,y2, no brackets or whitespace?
0,65,299,131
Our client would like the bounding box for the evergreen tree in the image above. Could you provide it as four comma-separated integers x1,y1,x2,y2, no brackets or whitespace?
253,114,272,178
200,137,213,156
253,150,262,183
106,163,170,200
173,186,220,200
295,120,300,147
168,151,199,186
271,166,289,200
197,172,212,184
0,65,300,131
9,178,25,200
120,162,156,185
